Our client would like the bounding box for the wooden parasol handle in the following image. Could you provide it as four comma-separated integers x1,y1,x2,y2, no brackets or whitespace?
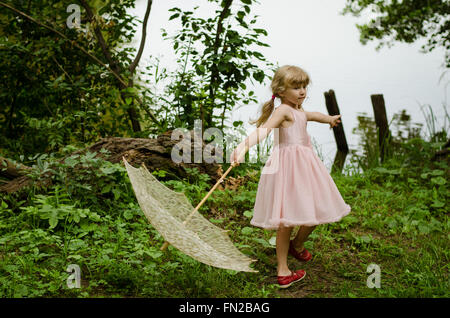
160,145,248,251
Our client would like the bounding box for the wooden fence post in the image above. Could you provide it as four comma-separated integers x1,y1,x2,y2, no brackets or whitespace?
324,90,349,174
370,94,392,163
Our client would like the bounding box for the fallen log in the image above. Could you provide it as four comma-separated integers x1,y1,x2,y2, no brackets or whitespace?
0,130,224,194
0,156,32,179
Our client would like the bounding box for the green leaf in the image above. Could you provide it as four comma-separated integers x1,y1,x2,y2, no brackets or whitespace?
64,157,78,168
252,51,264,60
254,28,268,36
14,284,29,297
418,224,431,234
268,236,276,247
357,235,373,244
431,177,446,185
169,13,180,20
101,184,111,194
152,170,167,178
100,166,116,175
251,237,272,248
431,200,445,208
112,188,121,200
195,64,205,75
209,218,224,224
68,254,82,261
374,167,399,174
40,204,53,214
122,87,138,94
233,120,243,127
49,211,58,229
252,70,265,82
407,177,417,184
241,227,253,235
123,210,133,220
83,151,97,160
430,169,444,176
145,249,163,259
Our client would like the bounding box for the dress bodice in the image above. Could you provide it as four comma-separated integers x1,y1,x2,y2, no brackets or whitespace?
275,106,312,148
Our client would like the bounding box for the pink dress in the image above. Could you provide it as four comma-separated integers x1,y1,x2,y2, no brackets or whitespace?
251,106,351,229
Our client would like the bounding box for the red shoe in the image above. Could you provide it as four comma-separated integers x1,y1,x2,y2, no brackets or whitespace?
277,270,306,288
289,241,312,262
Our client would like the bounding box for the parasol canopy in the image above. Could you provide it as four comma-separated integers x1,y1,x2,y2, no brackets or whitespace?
122,157,257,273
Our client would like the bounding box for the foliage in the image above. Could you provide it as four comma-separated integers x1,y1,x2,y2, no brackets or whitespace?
348,106,448,172
342,0,450,67
1,0,274,164
1,0,449,299
1,107,449,297
141,0,275,132
0,0,150,158
0,148,277,297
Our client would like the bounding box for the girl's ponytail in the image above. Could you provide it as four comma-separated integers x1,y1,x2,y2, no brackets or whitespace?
250,95,276,127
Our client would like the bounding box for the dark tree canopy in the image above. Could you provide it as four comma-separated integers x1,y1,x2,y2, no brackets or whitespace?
342,0,450,67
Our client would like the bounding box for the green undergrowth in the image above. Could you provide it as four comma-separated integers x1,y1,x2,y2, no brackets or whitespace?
0,137,448,298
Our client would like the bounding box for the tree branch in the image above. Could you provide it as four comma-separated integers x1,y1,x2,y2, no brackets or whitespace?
51,55,74,85
78,0,123,77
0,1,162,128
0,1,125,86
129,0,153,74
213,0,233,58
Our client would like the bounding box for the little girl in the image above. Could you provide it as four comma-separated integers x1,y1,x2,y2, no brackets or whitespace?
231,65,351,288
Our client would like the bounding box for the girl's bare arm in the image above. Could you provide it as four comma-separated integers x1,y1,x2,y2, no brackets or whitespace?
306,111,342,129
231,106,290,163
305,111,331,123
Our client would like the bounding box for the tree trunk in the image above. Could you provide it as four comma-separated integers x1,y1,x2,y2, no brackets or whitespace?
206,0,233,128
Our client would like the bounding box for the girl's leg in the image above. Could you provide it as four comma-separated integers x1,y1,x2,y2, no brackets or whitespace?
276,225,294,276
291,225,316,252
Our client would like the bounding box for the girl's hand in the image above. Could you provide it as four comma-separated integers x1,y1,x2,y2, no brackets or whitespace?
329,115,342,129
230,144,246,165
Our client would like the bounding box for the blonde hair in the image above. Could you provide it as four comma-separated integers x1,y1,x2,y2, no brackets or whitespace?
250,65,310,127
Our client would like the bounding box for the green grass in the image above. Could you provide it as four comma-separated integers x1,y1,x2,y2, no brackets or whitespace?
0,133,448,298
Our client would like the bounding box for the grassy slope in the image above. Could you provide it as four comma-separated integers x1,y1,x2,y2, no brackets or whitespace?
0,138,448,298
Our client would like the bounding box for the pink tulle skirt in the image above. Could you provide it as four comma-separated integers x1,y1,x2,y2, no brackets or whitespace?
250,144,351,230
